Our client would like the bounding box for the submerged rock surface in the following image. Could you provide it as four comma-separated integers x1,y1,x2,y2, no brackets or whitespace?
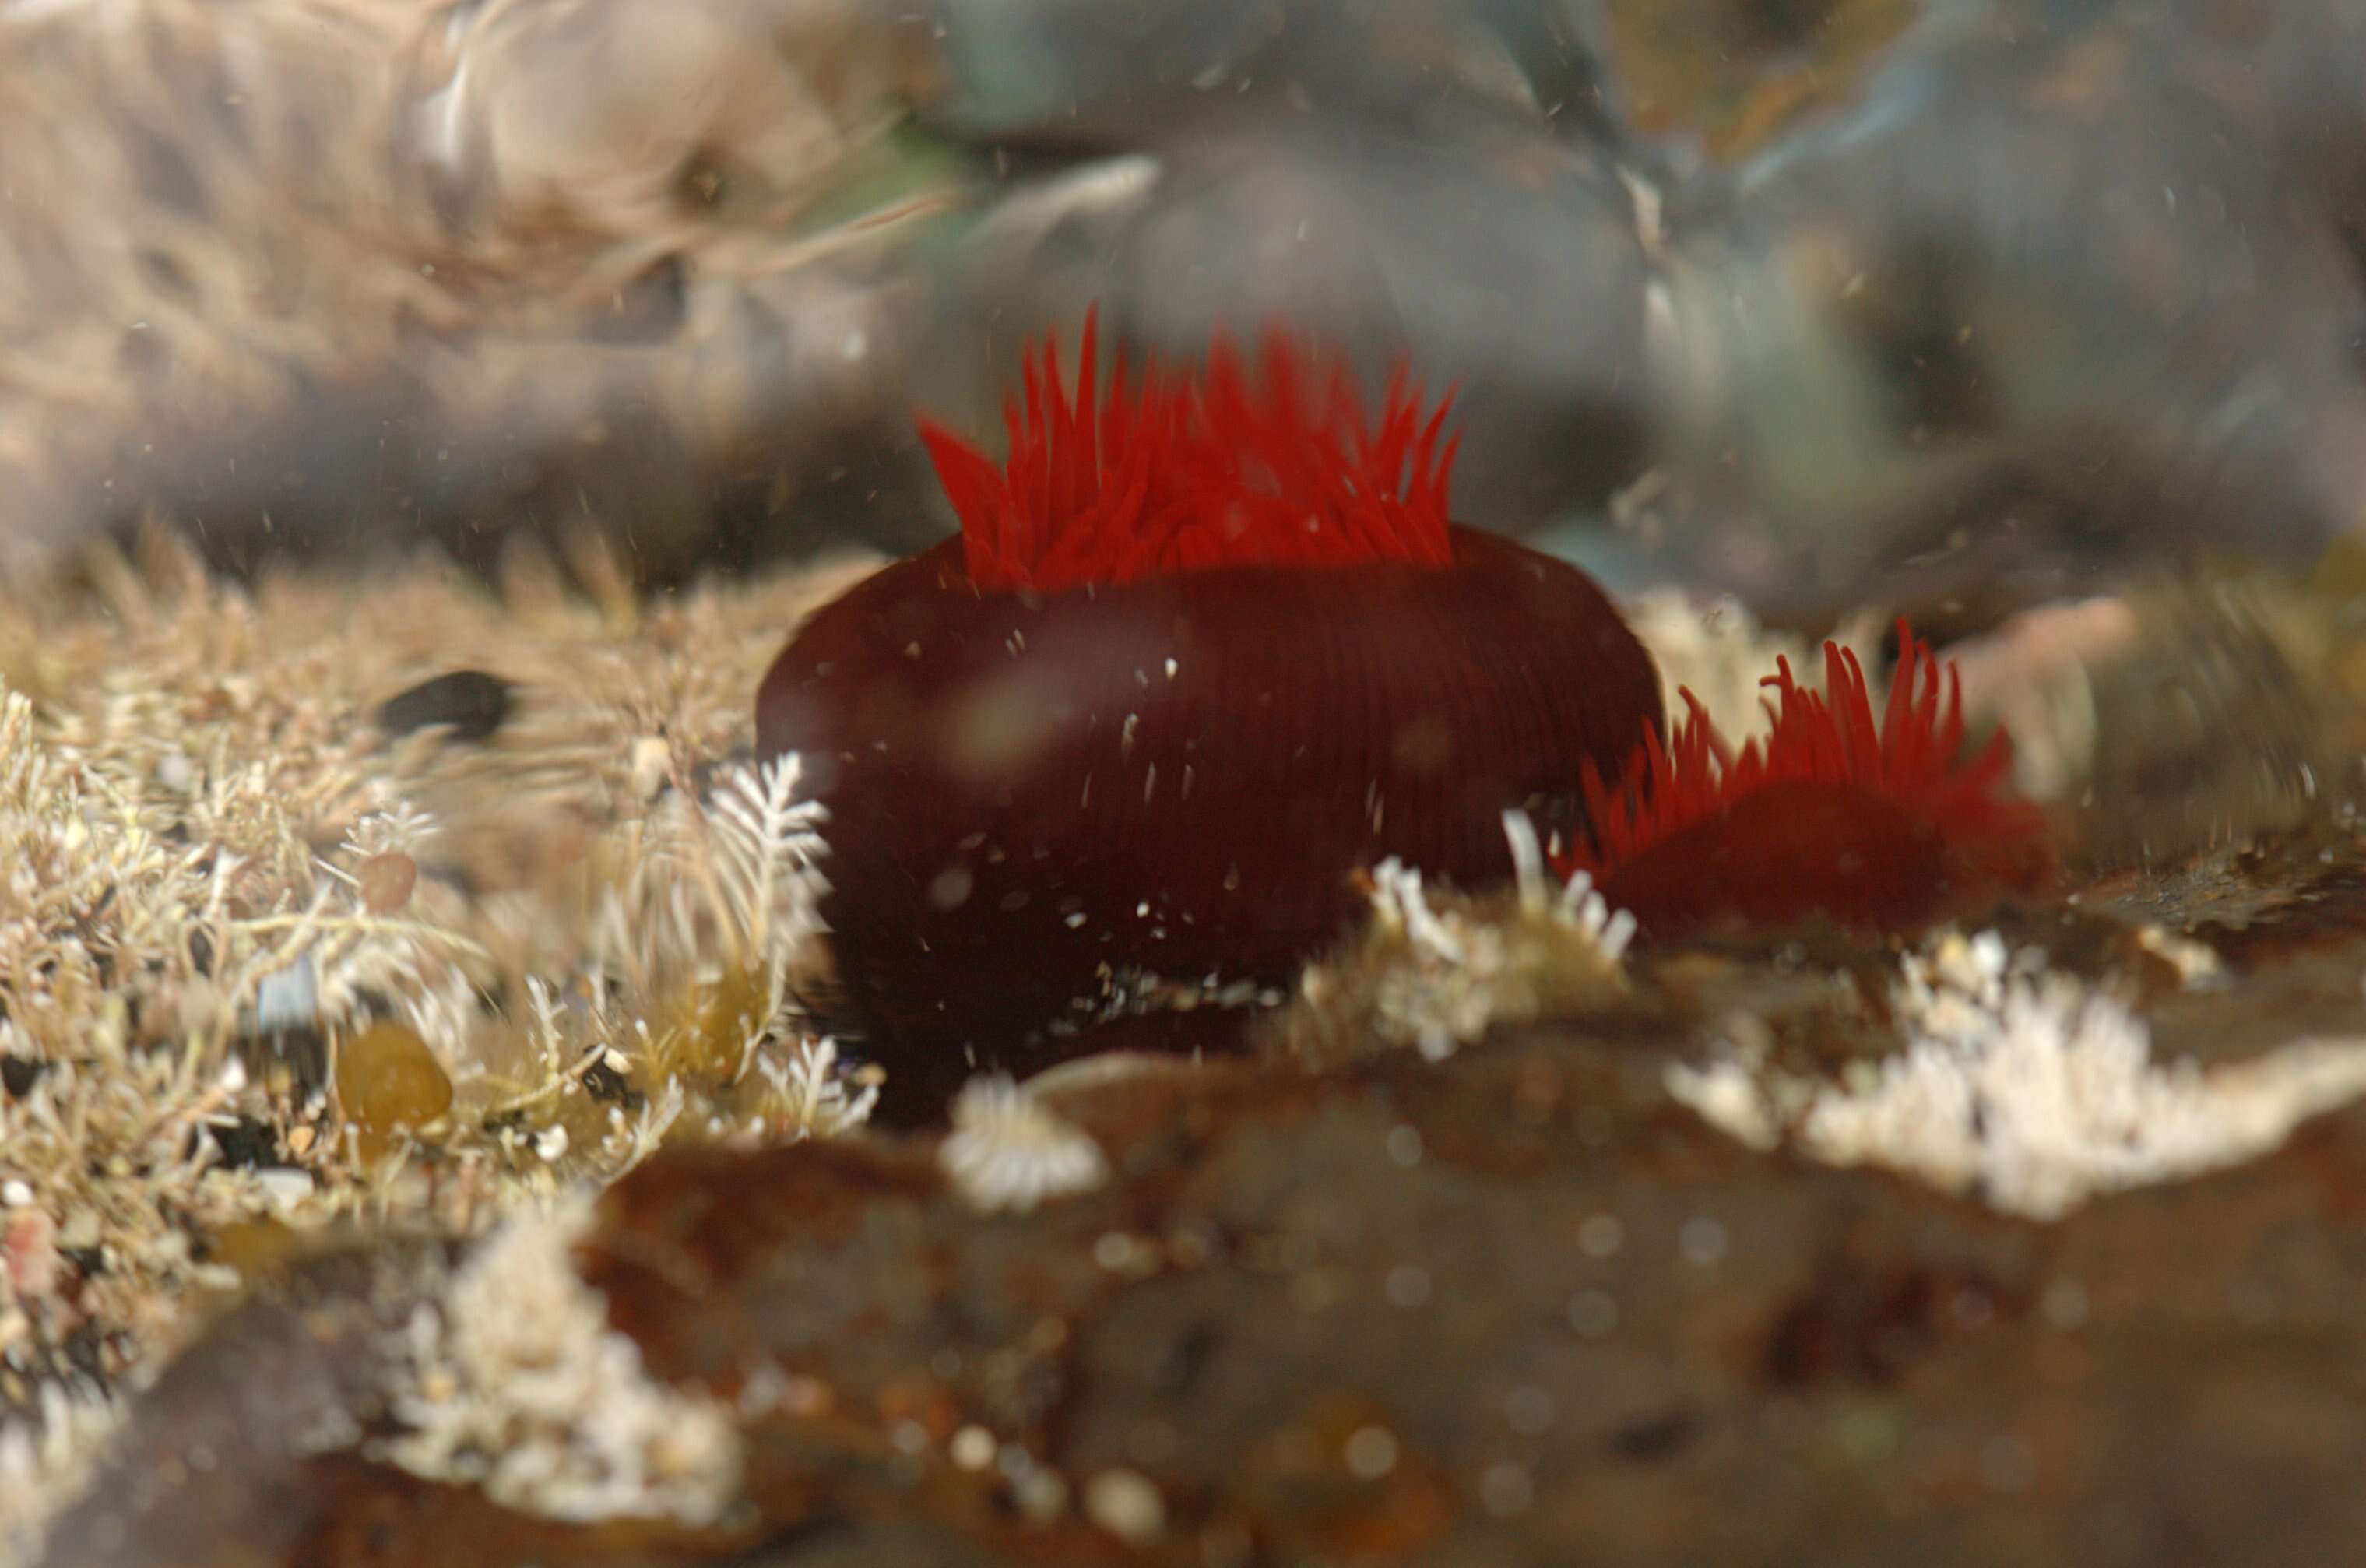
42,831,2366,1566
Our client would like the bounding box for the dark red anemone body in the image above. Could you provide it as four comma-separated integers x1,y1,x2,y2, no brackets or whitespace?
1562,628,2052,939
758,315,1661,1049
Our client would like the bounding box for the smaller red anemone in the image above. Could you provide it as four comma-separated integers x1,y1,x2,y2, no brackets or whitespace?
1559,626,2051,937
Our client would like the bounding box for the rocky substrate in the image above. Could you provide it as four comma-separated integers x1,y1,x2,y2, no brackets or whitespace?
41,841,2366,1567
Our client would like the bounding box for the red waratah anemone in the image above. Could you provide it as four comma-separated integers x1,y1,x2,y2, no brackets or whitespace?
757,311,1662,1063
1559,625,2051,938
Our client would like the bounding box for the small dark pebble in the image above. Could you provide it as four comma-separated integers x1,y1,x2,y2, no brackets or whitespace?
375,670,513,744
1608,1408,1703,1463
578,1060,645,1111
205,1116,284,1169
1,1053,44,1097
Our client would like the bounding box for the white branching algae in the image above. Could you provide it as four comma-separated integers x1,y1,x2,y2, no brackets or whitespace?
940,1074,1110,1214
375,1195,743,1525
0,539,881,1549
1292,813,1634,1066
1671,931,2366,1219
0,681,362,1371
751,1034,881,1144
508,752,863,1153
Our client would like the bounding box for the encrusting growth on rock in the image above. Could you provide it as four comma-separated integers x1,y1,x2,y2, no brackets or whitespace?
937,1073,1110,1213
1669,931,2366,1220
1276,814,1638,1071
